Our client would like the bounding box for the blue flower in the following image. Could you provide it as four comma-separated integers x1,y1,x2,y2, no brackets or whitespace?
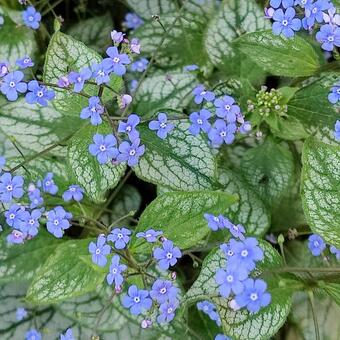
270,0,294,8
111,30,126,43
16,56,34,69
189,109,211,136
60,328,74,340
334,120,340,141
0,62,9,78
215,335,231,340
150,279,179,304
117,138,145,167
22,7,41,30
208,120,236,147
62,184,84,202
235,278,271,313
122,285,152,315
25,329,42,340
102,46,131,76
294,0,312,8
222,217,245,240
7,229,26,244
131,58,149,72
328,82,340,104
272,7,301,38
214,96,240,122
21,209,41,236
305,0,331,27
28,187,43,208
25,80,55,106
130,79,138,92
136,229,163,243
229,237,264,271
89,234,111,267
316,24,340,51
215,265,248,298
308,234,326,256
5,204,26,229
153,240,182,270
220,241,236,259
157,300,179,323
330,245,340,260
39,172,58,195
149,112,174,139
239,121,252,134
0,71,27,101
108,227,131,249
124,13,144,30
118,114,140,140
80,96,104,125
204,213,225,231
184,64,199,72
46,206,72,238
192,85,215,104
106,254,127,287
197,301,221,326
89,134,119,164
91,62,111,85
16,307,27,321
68,67,92,92
130,38,141,54
0,173,24,202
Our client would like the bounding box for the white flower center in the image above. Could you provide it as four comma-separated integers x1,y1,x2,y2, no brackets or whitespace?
37,91,44,98
226,275,234,283
200,91,206,96
227,250,234,257
126,126,132,132
99,144,106,152
70,187,76,192
9,213,15,219
328,35,334,42
112,268,117,274
29,219,35,225
337,88,340,94
197,119,203,125
241,249,248,257
77,76,82,83
213,216,219,222
24,58,30,64
98,70,105,76
220,131,227,137
113,57,120,63
134,296,140,303
160,122,167,129
117,233,123,239
160,287,167,294
45,181,51,186
166,252,173,259
282,19,288,26
54,219,59,226
250,293,258,301
95,248,101,255
167,307,173,314
6,184,12,191
28,16,34,22
312,7,318,14
224,104,231,110
129,149,136,156
9,81,15,88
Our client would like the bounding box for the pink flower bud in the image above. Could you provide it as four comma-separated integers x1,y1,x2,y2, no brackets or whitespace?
120,94,133,109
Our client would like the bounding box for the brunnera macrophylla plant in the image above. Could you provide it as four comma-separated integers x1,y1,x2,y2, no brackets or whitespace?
0,0,339,339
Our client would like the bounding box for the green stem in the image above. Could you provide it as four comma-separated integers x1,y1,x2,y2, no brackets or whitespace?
308,291,320,340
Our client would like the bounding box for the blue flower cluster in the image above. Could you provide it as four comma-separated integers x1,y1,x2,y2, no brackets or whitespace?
205,213,271,314
308,233,340,259
0,58,55,104
189,86,251,147
266,0,340,51
196,300,221,326
88,228,183,326
0,159,83,243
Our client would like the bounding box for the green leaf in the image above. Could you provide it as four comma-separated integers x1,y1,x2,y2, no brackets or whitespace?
125,0,176,19
290,293,340,340
301,138,340,248
0,96,80,156
0,230,63,284
205,0,270,67
132,190,238,250
134,72,197,116
234,30,323,77
0,7,38,65
26,239,105,304
43,31,117,113
135,121,216,191
287,75,339,144
240,138,295,208
218,168,270,237
67,123,127,203
184,241,293,340
67,14,112,53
